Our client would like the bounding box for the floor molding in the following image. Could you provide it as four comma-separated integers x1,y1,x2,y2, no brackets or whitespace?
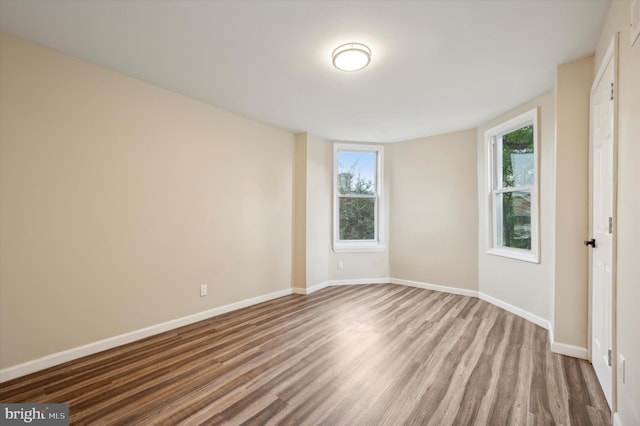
613,412,624,426
477,291,588,360
1,284,607,424
329,278,390,286
1,277,589,382
0,287,293,383
303,281,332,294
317,277,574,361
390,278,568,356
391,278,479,298
298,279,389,295
478,291,551,331
550,342,589,360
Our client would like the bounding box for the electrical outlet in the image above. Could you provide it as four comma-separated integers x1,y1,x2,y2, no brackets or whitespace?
338,261,344,270
200,284,208,297
619,354,626,384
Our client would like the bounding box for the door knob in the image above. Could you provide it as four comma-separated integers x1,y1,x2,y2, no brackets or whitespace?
584,238,596,248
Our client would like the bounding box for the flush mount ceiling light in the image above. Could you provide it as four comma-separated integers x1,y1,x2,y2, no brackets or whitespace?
332,42,371,72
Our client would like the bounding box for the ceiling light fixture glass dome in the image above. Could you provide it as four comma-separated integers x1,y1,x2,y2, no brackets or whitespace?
332,42,371,72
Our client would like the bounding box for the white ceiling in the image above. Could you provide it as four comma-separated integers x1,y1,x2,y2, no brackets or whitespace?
0,0,610,143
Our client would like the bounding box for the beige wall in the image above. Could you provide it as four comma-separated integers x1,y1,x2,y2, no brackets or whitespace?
389,129,478,291
0,33,295,369
328,250,389,280
595,2,640,423
293,134,307,288
553,56,593,348
293,132,331,289
306,134,331,287
477,91,556,322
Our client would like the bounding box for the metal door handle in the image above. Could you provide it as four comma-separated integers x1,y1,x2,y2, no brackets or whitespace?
584,238,596,248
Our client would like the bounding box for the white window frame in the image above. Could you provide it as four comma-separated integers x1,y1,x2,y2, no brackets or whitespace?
485,108,540,263
333,143,385,253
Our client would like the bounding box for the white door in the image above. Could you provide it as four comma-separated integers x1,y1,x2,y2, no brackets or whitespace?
589,44,616,409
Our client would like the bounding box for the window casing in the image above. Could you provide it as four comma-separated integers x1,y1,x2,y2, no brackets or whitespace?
333,144,384,252
485,109,539,263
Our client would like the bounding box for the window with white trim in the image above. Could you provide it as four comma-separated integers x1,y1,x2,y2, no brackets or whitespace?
333,144,384,252
486,109,539,263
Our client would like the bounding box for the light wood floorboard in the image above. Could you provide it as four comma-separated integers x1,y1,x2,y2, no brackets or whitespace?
0,284,611,425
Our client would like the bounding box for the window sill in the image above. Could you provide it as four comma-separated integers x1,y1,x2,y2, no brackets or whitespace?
333,244,386,253
486,247,539,264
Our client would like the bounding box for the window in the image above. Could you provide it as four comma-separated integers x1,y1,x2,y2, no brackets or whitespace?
485,109,539,263
333,144,384,252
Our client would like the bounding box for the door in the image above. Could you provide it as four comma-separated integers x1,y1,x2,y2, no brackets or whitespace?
589,40,616,409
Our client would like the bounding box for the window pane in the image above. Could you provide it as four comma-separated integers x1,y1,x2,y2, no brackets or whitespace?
339,197,375,240
502,125,534,188
338,151,376,195
497,191,531,250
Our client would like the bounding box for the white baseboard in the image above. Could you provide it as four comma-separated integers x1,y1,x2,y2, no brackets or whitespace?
303,277,554,338
547,325,589,360
305,281,331,294
613,412,624,426
0,277,587,382
298,278,389,295
329,278,390,286
389,279,561,353
0,287,293,383
550,342,588,360
478,292,551,331
391,279,581,361
391,278,479,298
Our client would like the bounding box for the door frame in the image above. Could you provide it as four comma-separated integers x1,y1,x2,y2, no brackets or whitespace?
589,33,619,415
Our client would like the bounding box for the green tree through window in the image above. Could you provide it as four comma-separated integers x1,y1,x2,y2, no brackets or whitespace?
486,108,538,262
337,151,377,241
500,125,534,250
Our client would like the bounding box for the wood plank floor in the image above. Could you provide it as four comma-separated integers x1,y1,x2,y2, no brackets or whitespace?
0,284,610,425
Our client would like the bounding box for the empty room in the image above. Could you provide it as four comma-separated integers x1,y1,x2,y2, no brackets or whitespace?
0,0,638,424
